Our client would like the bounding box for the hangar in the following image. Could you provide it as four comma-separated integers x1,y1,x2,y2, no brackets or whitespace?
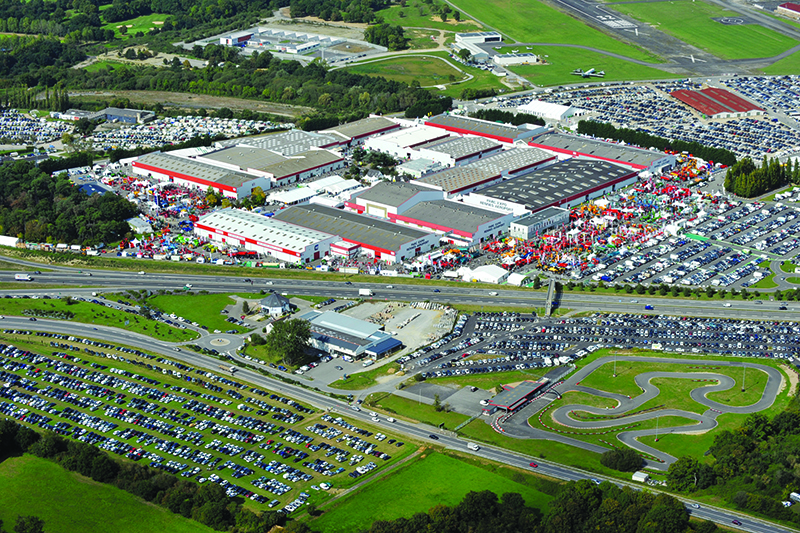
425,114,544,143
131,152,270,200
464,159,639,215
393,200,514,247
194,208,338,263
347,182,445,218
299,310,402,359
415,146,556,195
322,116,401,146
363,125,451,158
670,87,764,118
273,204,439,263
529,132,675,173
413,135,503,167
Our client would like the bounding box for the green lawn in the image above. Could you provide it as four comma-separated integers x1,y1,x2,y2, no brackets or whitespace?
763,50,800,75
557,391,618,410
101,13,169,39
85,60,125,73
371,392,471,429
609,0,798,60
148,293,249,333
0,455,213,533
377,5,484,32
780,260,798,274
786,277,800,284
636,411,746,462
310,452,553,533
578,360,769,409
450,0,659,61
508,46,675,87
407,29,446,50
347,55,466,86
0,298,197,341
327,363,402,390
750,262,778,289
427,368,543,391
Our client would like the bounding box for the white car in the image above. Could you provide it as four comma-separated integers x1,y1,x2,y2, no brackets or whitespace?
386,417,395,423
386,285,393,289
372,417,380,422
138,271,145,275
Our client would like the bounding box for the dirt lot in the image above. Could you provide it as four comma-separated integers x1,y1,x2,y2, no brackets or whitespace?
343,301,451,354
328,42,373,54
68,90,313,118
273,10,367,40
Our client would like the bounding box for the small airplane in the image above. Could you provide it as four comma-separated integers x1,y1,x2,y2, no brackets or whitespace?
571,67,605,78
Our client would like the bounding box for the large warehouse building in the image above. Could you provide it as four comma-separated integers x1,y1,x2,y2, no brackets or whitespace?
425,114,545,143
219,129,346,155
194,208,338,263
412,135,503,167
670,87,764,118
322,116,401,146
363,125,452,159
414,146,556,195
131,152,270,200
299,310,402,359
464,159,639,215
529,132,675,173
273,204,439,263
347,182,512,246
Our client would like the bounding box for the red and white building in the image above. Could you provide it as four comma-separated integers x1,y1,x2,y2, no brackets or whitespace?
195,208,338,263
777,2,800,19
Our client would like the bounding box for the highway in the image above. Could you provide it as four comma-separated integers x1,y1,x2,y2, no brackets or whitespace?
0,260,798,532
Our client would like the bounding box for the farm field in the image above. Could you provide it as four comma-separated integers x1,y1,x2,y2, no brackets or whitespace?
608,0,798,60
450,0,659,61
0,455,213,533
309,452,553,533
506,46,675,86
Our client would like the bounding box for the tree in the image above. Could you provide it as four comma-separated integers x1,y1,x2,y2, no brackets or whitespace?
457,48,472,63
13,516,44,533
453,10,461,21
666,456,701,492
600,448,643,472
264,318,311,366
242,301,250,315
433,393,442,411
440,11,447,22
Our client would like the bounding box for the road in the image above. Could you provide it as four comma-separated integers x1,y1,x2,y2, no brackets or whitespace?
1,260,798,532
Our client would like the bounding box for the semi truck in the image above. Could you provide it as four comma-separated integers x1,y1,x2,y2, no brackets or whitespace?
14,274,32,281
218,364,237,373
358,288,374,297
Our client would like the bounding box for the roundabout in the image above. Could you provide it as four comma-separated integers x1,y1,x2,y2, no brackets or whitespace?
498,355,785,470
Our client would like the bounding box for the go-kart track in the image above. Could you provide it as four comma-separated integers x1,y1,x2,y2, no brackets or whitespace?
496,356,783,470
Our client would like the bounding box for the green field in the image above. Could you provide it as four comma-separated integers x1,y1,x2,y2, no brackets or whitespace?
609,0,798,60
346,56,466,86
428,368,543,391
149,293,250,333
450,0,659,61
406,29,444,50
102,13,169,39
85,60,125,73
327,363,402,390
371,392,471,429
310,452,553,533
507,46,675,87
787,277,800,284
0,297,197,341
377,5,484,32
0,455,213,533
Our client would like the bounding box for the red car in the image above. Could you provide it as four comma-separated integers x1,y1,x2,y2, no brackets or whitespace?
529,462,538,468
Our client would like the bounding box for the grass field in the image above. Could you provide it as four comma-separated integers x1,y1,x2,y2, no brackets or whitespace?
327,363,402,390
0,298,197,341
407,29,445,50
377,5,483,32
0,455,213,533
84,60,125,73
346,56,466,86
310,452,553,533
578,360,769,408
148,293,249,333
507,46,675,87
780,260,798,274
450,0,659,61
609,0,798,60
428,368,543,391
102,13,169,39
557,391,618,410
370,392,471,429
786,277,800,284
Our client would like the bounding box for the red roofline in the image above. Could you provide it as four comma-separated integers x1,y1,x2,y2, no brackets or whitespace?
132,161,236,193
424,121,515,144
389,212,473,238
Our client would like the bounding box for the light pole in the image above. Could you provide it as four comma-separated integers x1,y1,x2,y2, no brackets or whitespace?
655,415,659,442
742,365,746,393
613,353,617,378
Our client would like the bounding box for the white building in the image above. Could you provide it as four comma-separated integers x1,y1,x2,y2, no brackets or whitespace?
461,264,509,284
194,208,338,263
269,187,316,206
364,125,451,159
455,32,502,45
632,471,650,483
492,52,540,66
260,292,293,317
518,100,579,122
509,207,570,240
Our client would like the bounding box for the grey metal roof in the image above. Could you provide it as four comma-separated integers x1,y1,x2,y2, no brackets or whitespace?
352,181,440,207
512,207,569,227
260,292,291,308
202,146,287,169
199,208,334,250
531,132,665,166
135,152,255,187
273,204,433,252
416,147,553,193
323,116,399,139
400,200,506,234
426,114,524,141
489,380,547,410
477,159,635,211
419,135,501,160
258,150,343,179
221,129,344,156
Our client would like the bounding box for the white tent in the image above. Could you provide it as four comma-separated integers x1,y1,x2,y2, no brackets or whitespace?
507,272,528,286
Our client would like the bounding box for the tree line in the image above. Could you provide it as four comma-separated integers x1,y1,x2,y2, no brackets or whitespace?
0,160,137,244
723,156,800,198
0,419,283,532
577,120,737,167
666,391,800,525
470,108,546,127
289,0,388,23
363,23,408,51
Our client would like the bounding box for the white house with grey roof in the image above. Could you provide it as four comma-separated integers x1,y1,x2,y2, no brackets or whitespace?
260,292,293,317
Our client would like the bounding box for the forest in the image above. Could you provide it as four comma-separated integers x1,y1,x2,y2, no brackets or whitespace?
723,156,800,198
289,0,388,23
667,392,800,525
576,120,737,167
0,160,137,245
